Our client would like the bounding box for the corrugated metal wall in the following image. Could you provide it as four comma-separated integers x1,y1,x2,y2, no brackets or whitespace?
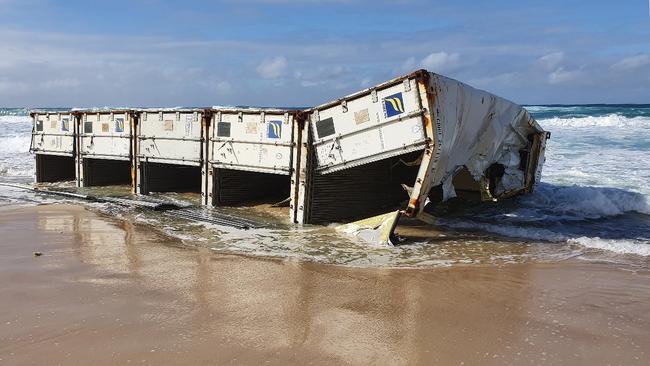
35,155,76,183
306,151,422,224
82,158,131,187
213,168,290,206
141,162,202,193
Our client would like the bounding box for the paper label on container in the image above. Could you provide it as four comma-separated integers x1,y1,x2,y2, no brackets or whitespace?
164,120,174,131
185,115,193,136
245,122,257,134
354,109,370,124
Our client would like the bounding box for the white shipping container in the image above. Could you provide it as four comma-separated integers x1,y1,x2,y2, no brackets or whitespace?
297,70,549,225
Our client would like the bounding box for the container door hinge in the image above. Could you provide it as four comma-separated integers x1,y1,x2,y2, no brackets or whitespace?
341,100,348,113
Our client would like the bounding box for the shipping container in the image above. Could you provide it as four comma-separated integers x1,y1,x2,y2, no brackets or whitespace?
135,109,207,196
77,110,134,188
30,111,77,183
295,70,548,233
206,107,303,210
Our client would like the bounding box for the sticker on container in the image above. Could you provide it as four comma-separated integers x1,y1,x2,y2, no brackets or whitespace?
354,109,370,124
164,120,174,131
84,121,93,134
383,92,405,118
102,123,109,133
245,122,258,134
61,118,69,132
50,120,57,129
36,120,44,132
115,118,124,133
267,120,282,139
185,115,193,136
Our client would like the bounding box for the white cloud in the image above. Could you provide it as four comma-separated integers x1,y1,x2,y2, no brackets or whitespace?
420,51,460,72
612,54,650,71
215,81,232,94
469,72,521,88
399,57,418,73
256,56,288,79
537,52,564,70
548,67,581,84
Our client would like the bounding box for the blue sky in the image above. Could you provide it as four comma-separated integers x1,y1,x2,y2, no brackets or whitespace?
1,0,649,107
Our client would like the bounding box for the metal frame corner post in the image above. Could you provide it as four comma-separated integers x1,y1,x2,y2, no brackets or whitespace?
201,110,212,206
74,112,82,188
405,73,440,219
292,113,314,224
130,111,139,194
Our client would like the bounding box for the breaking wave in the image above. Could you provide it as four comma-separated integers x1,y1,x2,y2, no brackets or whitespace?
0,135,31,154
521,183,650,219
438,183,650,256
539,114,650,128
0,113,34,179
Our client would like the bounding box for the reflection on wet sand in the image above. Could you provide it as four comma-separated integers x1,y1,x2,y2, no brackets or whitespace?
32,208,538,363
2,204,649,365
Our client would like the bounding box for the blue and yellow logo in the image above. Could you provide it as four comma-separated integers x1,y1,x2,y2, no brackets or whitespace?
267,120,282,139
383,92,405,118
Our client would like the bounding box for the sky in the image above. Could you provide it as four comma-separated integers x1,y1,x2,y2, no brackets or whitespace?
0,0,649,107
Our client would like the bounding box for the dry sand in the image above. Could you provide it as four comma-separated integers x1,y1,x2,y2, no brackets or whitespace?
1,204,649,365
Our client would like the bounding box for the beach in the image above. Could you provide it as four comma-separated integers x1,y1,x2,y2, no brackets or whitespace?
1,203,649,365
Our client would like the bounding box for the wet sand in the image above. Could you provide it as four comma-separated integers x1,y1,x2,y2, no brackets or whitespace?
1,204,649,365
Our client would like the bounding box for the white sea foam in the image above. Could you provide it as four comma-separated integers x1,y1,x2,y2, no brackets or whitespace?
0,135,31,154
0,116,31,124
568,237,650,256
524,184,650,218
539,114,650,128
0,115,34,178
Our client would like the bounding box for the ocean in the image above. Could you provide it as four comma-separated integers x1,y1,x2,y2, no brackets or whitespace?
1,105,649,266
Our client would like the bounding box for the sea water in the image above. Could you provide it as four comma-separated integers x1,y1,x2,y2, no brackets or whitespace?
1,106,649,267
